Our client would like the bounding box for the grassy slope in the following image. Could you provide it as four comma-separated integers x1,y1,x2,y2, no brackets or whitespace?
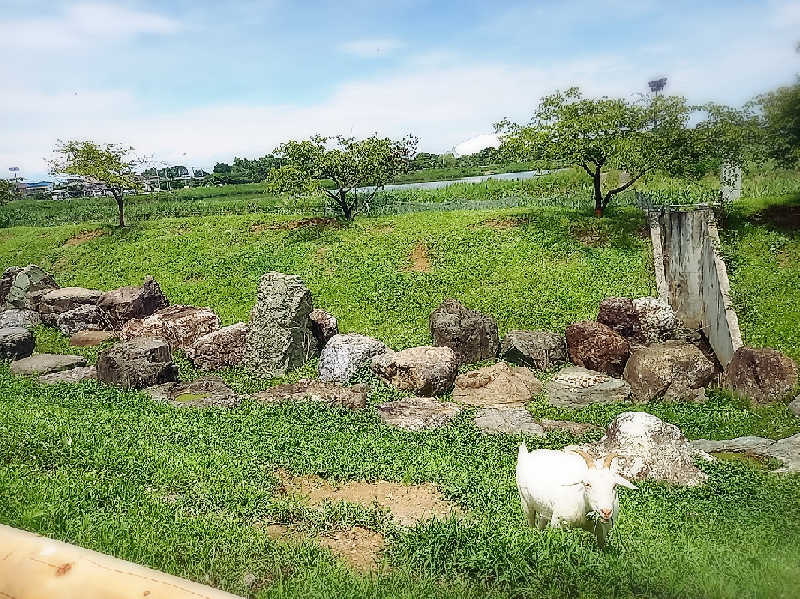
0,207,654,349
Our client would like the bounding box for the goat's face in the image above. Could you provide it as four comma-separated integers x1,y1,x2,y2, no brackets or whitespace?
574,454,638,523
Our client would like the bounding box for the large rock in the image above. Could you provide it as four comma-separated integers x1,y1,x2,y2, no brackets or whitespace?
10,353,86,376
318,333,388,384
565,320,630,377
0,309,40,330
96,338,178,389
0,327,35,360
121,305,220,352
70,330,118,347
568,411,708,486
246,272,318,376
474,408,545,436
254,379,367,410
376,397,462,431
39,366,97,385
724,347,798,403
623,340,716,402
0,267,22,305
189,322,247,370
309,309,339,348
147,378,239,409
429,298,499,365
55,304,113,336
499,330,567,370
38,287,103,324
789,396,800,417
371,346,458,396
4,265,59,310
453,362,543,409
98,276,169,328
546,365,631,408
597,297,641,341
692,435,800,474
633,297,677,345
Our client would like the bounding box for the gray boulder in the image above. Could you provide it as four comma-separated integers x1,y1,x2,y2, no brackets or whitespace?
0,267,22,305
10,353,86,376
568,411,708,486
121,305,220,352
98,276,169,327
147,378,239,409
0,327,35,360
56,304,113,336
309,309,339,348
453,362,543,409
724,346,798,403
319,333,388,384
499,330,567,370
623,340,716,402
692,435,800,474
566,320,630,377
546,365,631,408
376,397,462,431
0,309,41,330
38,287,103,325
633,297,677,344
3,265,58,310
189,322,248,370
39,366,97,385
371,345,458,396
254,379,367,410
96,338,178,389
789,396,800,417
245,272,318,377
474,408,545,436
429,298,499,365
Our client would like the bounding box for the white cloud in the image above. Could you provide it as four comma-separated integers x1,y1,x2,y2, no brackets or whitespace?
339,38,403,58
454,134,501,157
0,2,180,50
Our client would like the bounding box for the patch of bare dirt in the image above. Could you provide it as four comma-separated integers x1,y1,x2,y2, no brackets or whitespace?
64,229,104,246
251,217,340,233
275,470,459,526
406,243,432,273
571,223,609,247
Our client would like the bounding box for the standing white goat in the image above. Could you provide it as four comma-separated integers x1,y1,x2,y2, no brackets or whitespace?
516,444,637,548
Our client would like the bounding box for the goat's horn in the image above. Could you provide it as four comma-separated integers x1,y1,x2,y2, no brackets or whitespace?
570,449,595,469
603,453,620,469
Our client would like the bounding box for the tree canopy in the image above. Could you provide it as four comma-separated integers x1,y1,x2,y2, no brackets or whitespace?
0,179,20,204
754,78,800,167
267,134,417,220
49,140,142,226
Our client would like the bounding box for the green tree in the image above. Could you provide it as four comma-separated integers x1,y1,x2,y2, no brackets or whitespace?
49,140,142,227
213,162,232,174
267,134,417,220
0,179,21,204
497,88,695,216
754,79,800,167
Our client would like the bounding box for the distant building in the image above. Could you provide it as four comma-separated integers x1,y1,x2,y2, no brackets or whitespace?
18,181,54,196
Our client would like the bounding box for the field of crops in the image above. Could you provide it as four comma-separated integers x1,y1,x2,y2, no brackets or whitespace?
1,171,799,599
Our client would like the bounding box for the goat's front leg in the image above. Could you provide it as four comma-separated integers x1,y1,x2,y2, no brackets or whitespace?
549,513,563,529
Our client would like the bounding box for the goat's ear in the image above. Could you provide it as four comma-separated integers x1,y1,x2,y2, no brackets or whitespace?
615,475,638,490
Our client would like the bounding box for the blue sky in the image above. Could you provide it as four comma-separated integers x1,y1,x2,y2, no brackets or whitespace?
2,0,799,179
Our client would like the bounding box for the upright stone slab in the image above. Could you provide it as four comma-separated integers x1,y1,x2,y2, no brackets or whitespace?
246,272,318,376
720,163,742,203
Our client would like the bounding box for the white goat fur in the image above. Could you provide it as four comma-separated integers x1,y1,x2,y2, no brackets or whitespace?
515,444,637,547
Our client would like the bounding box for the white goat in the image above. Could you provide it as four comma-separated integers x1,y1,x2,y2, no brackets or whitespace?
516,444,637,548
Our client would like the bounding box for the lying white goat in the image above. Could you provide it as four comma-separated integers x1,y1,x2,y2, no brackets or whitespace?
516,444,637,548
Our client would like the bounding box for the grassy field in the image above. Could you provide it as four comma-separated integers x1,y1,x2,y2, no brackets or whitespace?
1,171,800,598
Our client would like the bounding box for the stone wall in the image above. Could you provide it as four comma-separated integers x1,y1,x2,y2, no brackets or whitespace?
649,207,742,367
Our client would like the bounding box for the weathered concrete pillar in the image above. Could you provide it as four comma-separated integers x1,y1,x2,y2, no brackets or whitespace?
720,163,742,203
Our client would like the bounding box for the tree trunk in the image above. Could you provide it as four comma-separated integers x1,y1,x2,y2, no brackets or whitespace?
339,190,352,221
593,169,604,217
114,191,125,227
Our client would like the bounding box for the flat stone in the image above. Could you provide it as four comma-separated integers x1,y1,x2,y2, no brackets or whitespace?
376,397,462,431
121,305,220,352
0,327,35,360
254,379,367,410
546,365,631,408
38,287,102,324
147,378,239,408
474,408,545,436
70,330,119,347
453,362,543,409
499,330,567,370
10,353,87,376
371,346,458,396
38,366,97,385
0,309,41,330
692,434,800,474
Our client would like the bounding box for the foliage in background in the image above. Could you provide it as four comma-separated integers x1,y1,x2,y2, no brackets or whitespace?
753,77,800,167
0,179,21,205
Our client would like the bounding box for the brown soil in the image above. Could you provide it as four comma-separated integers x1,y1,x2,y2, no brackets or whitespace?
251,217,340,233
275,470,459,526
64,229,104,246
571,223,609,247
406,243,432,273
